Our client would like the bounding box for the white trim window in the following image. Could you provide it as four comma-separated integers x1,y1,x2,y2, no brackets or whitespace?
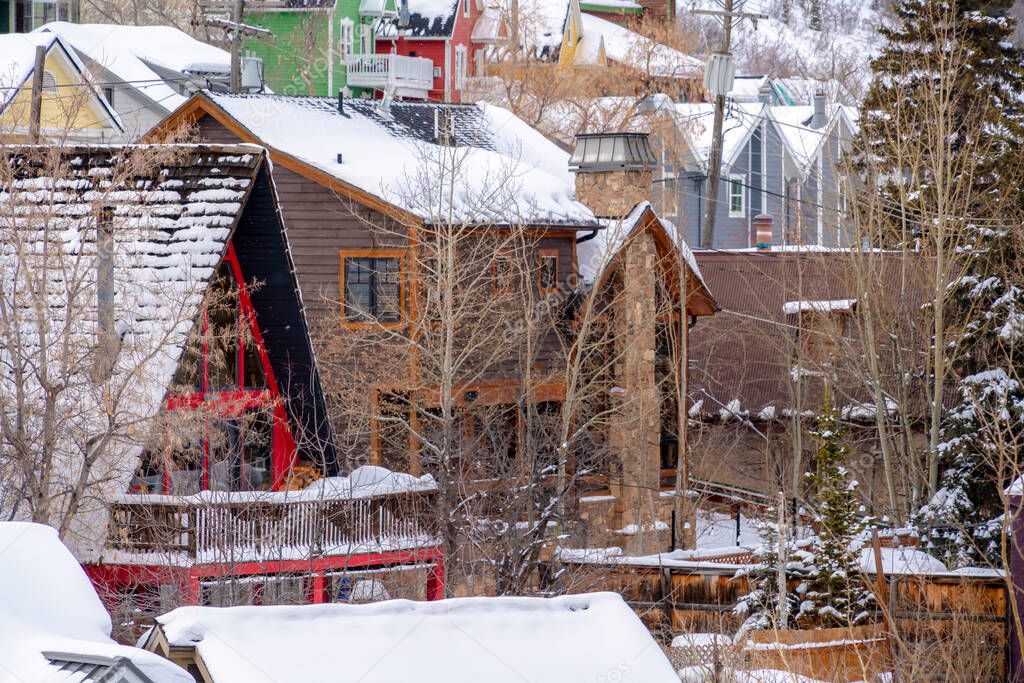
339,18,355,57
838,175,849,218
728,174,745,217
454,45,468,91
463,0,470,18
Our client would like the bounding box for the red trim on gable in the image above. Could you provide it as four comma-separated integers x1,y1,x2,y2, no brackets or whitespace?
152,241,298,494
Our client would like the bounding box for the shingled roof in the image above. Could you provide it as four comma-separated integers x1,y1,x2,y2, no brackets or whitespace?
0,143,269,556
187,92,599,227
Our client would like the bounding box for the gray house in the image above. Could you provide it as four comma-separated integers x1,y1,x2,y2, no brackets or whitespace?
673,91,858,249
770,95,858,247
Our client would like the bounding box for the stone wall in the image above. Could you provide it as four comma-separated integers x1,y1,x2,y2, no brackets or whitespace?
574,169,653,219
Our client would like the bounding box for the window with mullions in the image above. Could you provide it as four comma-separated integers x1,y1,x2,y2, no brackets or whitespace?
728,174,746,217
538,252,558,293
343,254,402,323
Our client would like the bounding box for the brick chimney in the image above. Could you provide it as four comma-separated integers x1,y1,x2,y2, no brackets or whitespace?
570,132,657,219
752,213,773,251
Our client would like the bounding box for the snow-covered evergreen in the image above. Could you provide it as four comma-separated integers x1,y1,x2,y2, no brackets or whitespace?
796,404,876,629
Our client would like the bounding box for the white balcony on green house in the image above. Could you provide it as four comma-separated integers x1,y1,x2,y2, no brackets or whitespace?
344,53,434,99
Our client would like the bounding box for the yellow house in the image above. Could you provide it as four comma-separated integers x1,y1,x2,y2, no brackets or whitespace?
0,32,121,142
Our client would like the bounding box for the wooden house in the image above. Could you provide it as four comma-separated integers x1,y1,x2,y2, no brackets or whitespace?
375,0,508,102
488,0,703,99
0,141,443,628
152,95,716,556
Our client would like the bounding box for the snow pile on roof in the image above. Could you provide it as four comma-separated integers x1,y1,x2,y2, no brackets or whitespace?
203,93,598,226
576,202,709,299
0,145,262,560
577,12,702,77
782,298,856,315
768,103,857,174
675,101,766,172
36,22,231,111
0,522,191,682
154,592,679,681
516,0,571,59
378,0,460,37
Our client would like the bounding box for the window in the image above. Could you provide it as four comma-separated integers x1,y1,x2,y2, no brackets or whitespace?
728,174,745,217
41,70,57,95
454,45,468,91
538,250,558,293
341,251,403,324
838,175,849,218
339,18,355,56
462,0,470,18
102,86,114,108
360,22,373,54
492,254,515,291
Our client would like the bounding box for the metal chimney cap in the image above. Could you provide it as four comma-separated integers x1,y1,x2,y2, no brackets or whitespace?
569,132,657,173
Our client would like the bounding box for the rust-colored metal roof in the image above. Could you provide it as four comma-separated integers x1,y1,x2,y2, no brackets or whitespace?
689,249,935,422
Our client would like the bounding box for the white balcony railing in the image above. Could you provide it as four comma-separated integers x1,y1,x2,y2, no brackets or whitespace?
344,54,434,98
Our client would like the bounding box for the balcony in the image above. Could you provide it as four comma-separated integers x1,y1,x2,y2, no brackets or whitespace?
344,54,435,99
104,488,436,564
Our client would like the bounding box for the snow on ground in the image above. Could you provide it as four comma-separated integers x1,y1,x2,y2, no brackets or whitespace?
0,522,191,682
679,666,828,682
153,592,679,682
859,546,948,575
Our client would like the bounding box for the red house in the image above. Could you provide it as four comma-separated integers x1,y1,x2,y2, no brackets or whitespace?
376,0,507,102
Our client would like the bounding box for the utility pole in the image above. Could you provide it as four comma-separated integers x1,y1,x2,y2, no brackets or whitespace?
29,45,45,144
229,0,245,93
695,0,766,249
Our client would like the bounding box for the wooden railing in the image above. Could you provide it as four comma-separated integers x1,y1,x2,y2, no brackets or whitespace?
106,490,436,561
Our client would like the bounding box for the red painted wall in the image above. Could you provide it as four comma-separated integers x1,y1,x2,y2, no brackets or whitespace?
376,0,479,103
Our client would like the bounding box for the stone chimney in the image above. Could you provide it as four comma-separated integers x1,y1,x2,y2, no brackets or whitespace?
810,89,828,129
570,132,657,218
752,213,773,251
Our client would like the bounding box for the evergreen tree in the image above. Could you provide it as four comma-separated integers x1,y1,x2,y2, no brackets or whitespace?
916,224,1024,566
734,516,806,634
797,403,876,629
854,0,1024,241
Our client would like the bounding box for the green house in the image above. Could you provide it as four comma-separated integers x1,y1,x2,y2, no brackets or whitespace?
243,0,430,98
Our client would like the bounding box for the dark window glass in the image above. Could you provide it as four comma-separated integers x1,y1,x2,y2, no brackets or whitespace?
344,256,401,322
243,408,274,490
539,254,557,291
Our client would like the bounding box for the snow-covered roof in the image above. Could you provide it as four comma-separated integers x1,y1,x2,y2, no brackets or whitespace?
0,31,121,131
378,0,460,37
516,0,571,60
768,103,858,176
151,592,678,681
0,144,266,558
471,5,507,42
858,546,948,575
781,298,856,315
577,201,712,303
0,522,191,682
576,12,702,77
198,92,599,226
674,101,766,173
35,22,231,112
0,32,63,106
